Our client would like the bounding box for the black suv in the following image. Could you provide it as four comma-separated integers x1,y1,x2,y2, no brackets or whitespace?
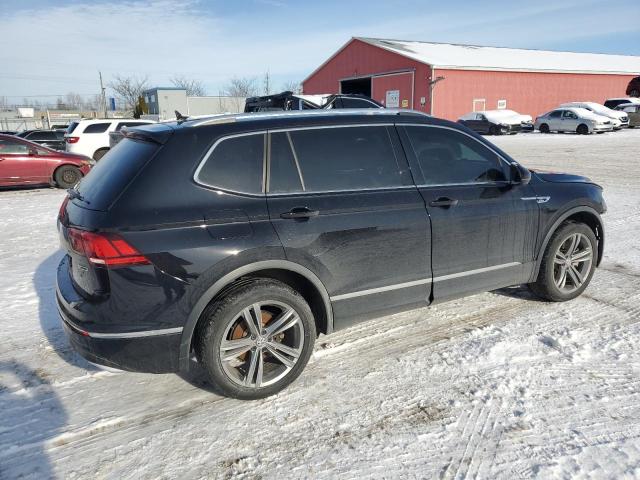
56,110,605,399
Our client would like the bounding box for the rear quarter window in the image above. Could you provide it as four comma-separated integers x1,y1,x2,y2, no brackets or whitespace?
195,133,265,194
76,138,160,210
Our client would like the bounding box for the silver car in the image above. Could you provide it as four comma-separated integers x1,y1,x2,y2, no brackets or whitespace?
535,107,614,134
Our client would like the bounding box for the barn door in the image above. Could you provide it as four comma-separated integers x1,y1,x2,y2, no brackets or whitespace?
473,98,486,112
371,71,414,109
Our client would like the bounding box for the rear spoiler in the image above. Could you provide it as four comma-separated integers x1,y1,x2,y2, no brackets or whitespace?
121,123,174,145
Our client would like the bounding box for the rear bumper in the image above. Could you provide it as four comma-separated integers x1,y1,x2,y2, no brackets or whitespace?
56,255,181,373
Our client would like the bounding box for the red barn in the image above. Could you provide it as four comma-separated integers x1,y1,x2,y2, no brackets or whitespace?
302,37,640,121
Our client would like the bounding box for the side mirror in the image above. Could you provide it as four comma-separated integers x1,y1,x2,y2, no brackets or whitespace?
510,163,531,185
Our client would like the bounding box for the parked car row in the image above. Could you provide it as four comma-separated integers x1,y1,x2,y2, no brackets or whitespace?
535,100,634,135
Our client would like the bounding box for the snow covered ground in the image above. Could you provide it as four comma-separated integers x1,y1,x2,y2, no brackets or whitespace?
1,130,639,479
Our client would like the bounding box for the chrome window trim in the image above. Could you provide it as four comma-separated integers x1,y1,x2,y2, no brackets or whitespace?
330,262,522,301
193,130,267,196
267,123,395,134
267,184,418,197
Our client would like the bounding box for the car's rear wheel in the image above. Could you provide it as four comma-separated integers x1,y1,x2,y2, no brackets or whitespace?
93,148,109,161
530,222,597,302
539,123,550,133
576,124,589,135
196,279,316,400
54,165,82,189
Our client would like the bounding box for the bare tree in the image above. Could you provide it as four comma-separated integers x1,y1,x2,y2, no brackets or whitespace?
222,77,259,98
281,80,302,94
170,75,206,96
65,92,83,110
108,75,149,113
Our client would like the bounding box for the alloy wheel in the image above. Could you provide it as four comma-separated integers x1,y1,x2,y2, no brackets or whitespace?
553,232,593,294
218,301,305,388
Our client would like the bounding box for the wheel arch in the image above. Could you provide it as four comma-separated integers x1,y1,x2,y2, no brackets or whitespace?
179,260,333,371
530,206,604,282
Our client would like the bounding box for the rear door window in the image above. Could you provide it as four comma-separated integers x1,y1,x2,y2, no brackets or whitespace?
195,133,265,194
82,123,111,134
76,138,160,210
268,126,405,193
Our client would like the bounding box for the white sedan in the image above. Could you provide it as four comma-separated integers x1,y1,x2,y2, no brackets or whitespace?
560,101,628,129
535,107,614,134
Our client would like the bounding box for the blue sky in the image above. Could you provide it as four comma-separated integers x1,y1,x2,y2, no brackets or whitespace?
0,0,638,100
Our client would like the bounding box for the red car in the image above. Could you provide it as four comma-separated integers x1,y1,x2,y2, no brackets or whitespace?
0,133,92,189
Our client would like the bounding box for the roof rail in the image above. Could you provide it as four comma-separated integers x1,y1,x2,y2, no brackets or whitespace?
191,108,431,127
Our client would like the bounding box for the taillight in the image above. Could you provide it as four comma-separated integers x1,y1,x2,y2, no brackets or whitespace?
66,136,79,144
67,228,150,267
58,196,69,222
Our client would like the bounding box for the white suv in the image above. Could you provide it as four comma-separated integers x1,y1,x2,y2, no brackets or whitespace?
65,119,155,160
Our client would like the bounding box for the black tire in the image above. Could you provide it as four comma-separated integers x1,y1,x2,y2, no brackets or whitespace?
195,278,316,400
529,222,598,302
93,148,109,161
54,165,82,189
488,125,498,135
576,124,589,135
539,123,550,133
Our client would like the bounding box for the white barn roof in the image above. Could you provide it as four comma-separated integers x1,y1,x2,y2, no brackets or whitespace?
353,37,640,75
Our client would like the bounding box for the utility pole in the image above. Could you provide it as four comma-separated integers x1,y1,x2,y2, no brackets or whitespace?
99,71,107,118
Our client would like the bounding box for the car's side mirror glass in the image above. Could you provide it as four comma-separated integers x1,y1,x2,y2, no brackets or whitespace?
510,163,531,185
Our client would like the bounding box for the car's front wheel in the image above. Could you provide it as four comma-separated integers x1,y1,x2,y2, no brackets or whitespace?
196,279,316,399
530,222,598,302
539,123,550,133
576,124,590,135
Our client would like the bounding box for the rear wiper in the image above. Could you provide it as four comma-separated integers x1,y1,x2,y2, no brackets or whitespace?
67,188,90,204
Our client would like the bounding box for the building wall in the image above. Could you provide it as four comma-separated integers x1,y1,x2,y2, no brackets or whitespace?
156,90,188,119
187,96,246,115
433,69,637,120
303,39,433,114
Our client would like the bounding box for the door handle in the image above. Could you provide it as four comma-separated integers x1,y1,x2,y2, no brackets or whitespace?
280,207,320,219
429,197,459,208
